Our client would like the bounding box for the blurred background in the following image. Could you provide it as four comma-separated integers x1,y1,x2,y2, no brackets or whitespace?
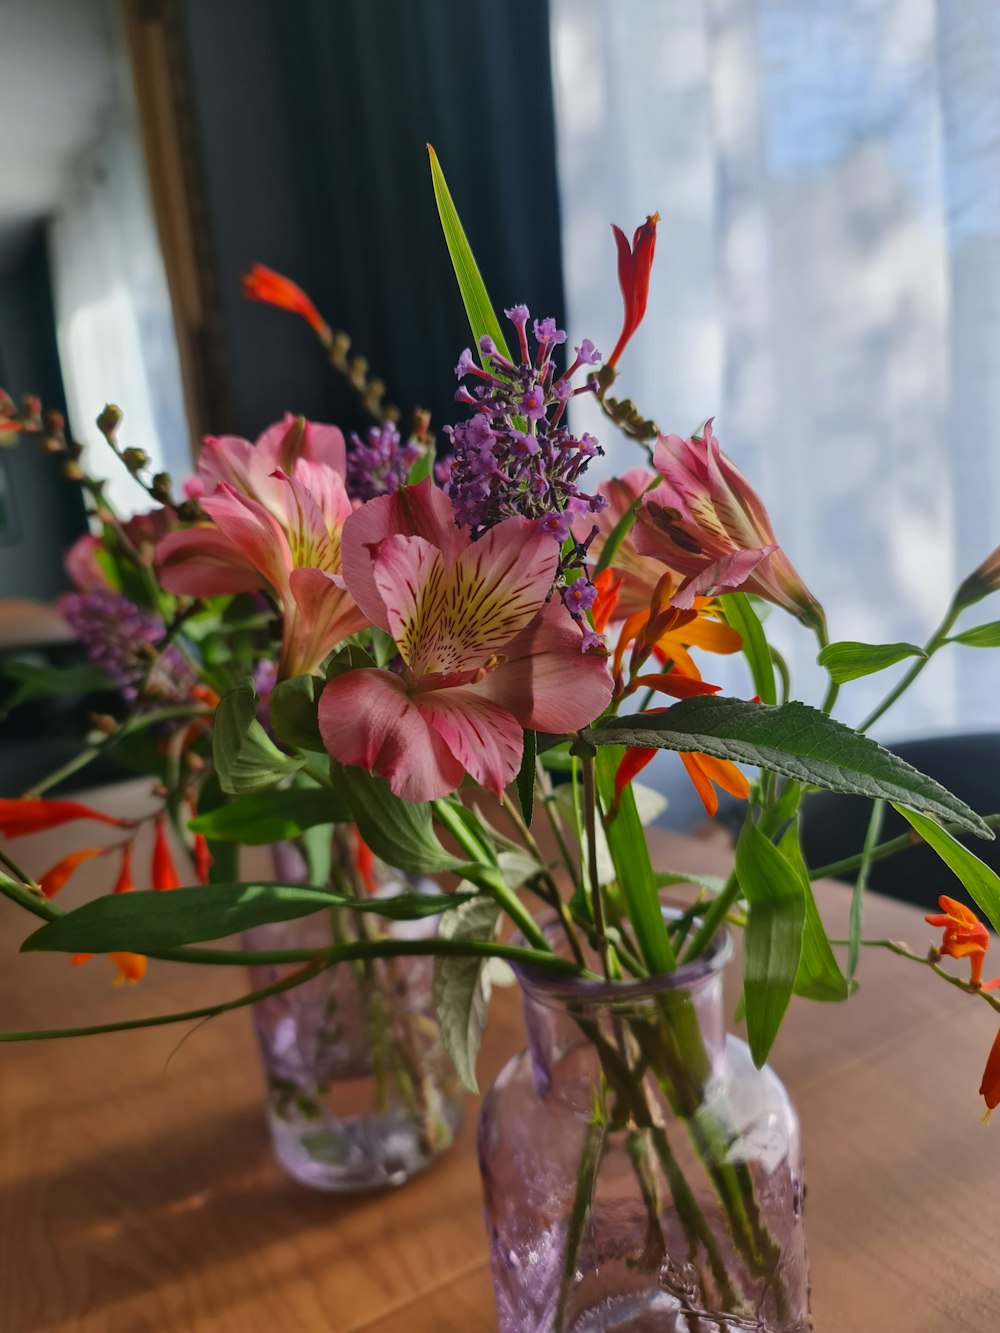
0,0,998,857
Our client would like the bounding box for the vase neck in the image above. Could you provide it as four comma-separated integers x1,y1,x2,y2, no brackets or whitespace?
517,955,729,1112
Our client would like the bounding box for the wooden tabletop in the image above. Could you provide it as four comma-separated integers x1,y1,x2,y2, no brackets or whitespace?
1,782,998,1332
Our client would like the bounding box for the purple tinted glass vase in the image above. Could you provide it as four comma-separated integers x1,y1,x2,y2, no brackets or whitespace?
478,922,811,1331
245,840,463,1192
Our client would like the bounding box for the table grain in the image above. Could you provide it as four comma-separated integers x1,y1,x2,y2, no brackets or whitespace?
1,782,998,1331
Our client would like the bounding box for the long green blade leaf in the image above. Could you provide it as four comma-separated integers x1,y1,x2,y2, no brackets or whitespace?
428,144,512,365
581,697,991,837
595,747,675,974
22,883,478,954
720,593,776,705
893,805,1000,934
735,820,806,1066
778,822,850,1001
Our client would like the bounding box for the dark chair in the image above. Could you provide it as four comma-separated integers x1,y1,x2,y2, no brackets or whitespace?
799,734,1000,909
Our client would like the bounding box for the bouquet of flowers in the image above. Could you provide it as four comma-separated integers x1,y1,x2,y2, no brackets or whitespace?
2,149,999,1330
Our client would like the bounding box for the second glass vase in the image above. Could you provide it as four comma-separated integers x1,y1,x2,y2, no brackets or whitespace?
246,837,464,1191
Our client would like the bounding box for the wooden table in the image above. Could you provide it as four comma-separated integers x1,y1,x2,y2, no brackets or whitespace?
1,782,998,1331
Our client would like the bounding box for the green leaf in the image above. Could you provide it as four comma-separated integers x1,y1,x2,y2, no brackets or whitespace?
817,640,927,683
949,621,1000,649
433,895,502,1092
778,823,851,1002
427,145,513,366
328,763,463,875
189,788,346,844
893,805,1000,934
516,730,536,827
719,593,776,706
1,659,115,714
269,675,325,751
22,882,479,954
407,437,436,486
652,871,728,896
735,820,807,1066
594,748,675,974
581,697,992,837
213,680,302,794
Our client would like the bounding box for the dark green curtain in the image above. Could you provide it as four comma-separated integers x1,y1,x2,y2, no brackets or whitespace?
179,0,565,443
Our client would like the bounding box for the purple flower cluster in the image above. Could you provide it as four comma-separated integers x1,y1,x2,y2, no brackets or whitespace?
346,421,423,501
443,308,607,539
443,307,609,651
59,589,195,703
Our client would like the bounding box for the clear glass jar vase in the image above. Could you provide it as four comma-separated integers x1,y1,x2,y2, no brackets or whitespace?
478,921,811,1332
245,837,464,1192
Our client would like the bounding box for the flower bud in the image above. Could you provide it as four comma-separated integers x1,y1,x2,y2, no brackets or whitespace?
97,403,123,436
62,461,85,482
151,472,173,503
123,447,150,473
955,544,1000,610
88,713,119,736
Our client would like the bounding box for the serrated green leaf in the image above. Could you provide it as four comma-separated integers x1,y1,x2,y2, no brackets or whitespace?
428,145,513,367
189,788,345,844
516,729,536,827
893,805,1000,934
949,621,1000,649
269,675,325,751
817,640,927,683
581,697,991,837
778,822,851,1002
213,680,302,794
735,820,806,1066
433,895,502,1092
328,763,463,875
22,882,478,955
720,592,776,705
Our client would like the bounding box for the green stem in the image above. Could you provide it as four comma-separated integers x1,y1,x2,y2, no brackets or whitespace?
848,799,884,983
535,760,581,888
0,959,327,1042
581,756,612,978
808,812,1000,881
554,1118,605,1327
432,798,551,951
858,602,960,734
681,869,740,964
163,936,588,971
832,937,1000,1013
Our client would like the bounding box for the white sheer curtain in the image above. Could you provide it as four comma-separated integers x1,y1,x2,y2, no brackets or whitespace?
551,0,1000,770
48,108,188,516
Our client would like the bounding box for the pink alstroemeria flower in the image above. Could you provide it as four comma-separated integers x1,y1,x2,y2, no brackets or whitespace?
157,417,366,677
318,480,613,801
634,420,821,627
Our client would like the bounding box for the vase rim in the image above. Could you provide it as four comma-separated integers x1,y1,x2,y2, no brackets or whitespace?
511,908,733,1004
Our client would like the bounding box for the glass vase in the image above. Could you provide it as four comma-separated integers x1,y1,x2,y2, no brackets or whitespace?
478,920,811,1332
245,837,464,1191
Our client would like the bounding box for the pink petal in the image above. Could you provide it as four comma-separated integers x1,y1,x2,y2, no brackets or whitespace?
197,435,259,495
469,601,613,734
283,568,369,678
155,526,264,596
256,415,346,478
669,547,777,608
340,479,464,630
319,669,464,801
271,469,341,574
201,485,294,593
370,534,444,665
417,688,523,795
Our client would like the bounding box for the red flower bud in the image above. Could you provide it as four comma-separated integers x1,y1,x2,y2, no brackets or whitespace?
151,816,181,891
607,213,659,370
241,264,332,345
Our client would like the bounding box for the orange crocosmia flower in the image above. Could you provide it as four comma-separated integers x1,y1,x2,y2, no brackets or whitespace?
925,895,990,986
0,798,130,839
630,671,721,701
152,817,182,891
980,1028,1000,1121
241,263,332,345
355,832,378,895
39,847,105,898
110,952,147,986
679,752,751,818
112,842,136,894
193,833,213,886
591,569,623,635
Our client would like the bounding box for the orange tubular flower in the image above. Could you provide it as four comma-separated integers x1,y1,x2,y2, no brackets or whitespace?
980,1028,1000,1121
607,214,659,369
925,895,990,986
39,847,105,898
151,817,181,891
355,832,378,895
0,798,131,839
241,264,332,345
193,834,213,886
